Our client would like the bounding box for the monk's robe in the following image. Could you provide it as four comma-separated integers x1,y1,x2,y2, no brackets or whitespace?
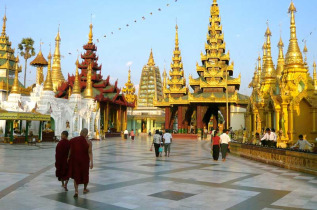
55,139,70,181
68,136,90,184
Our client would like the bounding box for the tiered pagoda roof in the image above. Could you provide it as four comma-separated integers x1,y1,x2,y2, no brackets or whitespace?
163,24,188,98
155,0,248,107
0,12,25,93
137,49,163,107
122,68,136,104
55,23,133,107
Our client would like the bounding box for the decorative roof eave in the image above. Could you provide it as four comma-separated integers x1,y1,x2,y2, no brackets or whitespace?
189,76,200,86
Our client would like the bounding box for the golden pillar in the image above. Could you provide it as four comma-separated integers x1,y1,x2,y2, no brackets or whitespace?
275,108,280,132
253,112,257,134
268,111,272,128
313,108,317,133
281,103,289,139
288,106,294,142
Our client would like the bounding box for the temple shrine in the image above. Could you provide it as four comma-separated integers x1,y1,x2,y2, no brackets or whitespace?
246,1,317,147
154,0,248,136
126,50,165,134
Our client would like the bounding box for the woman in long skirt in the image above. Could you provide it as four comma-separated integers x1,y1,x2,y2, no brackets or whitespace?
211,129,220,161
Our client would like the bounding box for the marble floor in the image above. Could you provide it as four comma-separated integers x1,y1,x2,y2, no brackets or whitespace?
0,136,316,210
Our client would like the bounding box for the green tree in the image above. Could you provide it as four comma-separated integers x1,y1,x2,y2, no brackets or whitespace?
18,38,35,87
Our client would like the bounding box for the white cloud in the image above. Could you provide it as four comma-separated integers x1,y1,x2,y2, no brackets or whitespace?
126,61,133,67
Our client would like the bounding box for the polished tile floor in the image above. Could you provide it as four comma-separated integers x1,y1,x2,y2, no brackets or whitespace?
0,136,316,210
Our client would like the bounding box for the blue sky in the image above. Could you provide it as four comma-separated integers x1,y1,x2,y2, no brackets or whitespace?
2,0,317,95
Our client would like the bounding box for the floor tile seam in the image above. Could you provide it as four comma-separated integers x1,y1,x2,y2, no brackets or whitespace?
269,204,314,210
0,163,55,200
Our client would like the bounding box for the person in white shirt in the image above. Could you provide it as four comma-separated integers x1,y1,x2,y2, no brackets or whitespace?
123,129,129,139
220,129,231,161
261,128,275,147
163,129,173,157
291,134,312,150
271,128,277,147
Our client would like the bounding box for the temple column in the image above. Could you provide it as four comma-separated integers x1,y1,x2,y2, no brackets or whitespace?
10,120,13,144
146,118,150,134
252,112,257,134
268,111,272,128
275,108,280,133
197,105,203,137
313,108,317,133
288,105,294,143
165,107,170,130
105,102,109,131
103,106,106,132
281,103,289,141
177,106,183,133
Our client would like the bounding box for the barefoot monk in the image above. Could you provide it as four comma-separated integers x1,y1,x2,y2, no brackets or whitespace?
55,131,70,191
68,128,93,197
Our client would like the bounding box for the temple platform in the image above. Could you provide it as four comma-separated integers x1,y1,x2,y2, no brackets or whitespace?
0,136,316,209
230,142,317,176
172,133,198,140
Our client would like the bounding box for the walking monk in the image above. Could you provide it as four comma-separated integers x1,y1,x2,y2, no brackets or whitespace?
55,131,70,191
68,128,93,197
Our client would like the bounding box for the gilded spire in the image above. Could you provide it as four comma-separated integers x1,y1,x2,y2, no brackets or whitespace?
313,61,317,81
43,51,53,91
263,24,275,77
276,36,285,78
52,27,65,90
175,24,179,50
303,41,308,65
1,7,7,36
84,62,94,98
72,58,81,95
88,23,93,44
122,67,136,103
163,67,167,88
147,49,155,66
11,56,20,94
257,55,262,84
285,1,304,67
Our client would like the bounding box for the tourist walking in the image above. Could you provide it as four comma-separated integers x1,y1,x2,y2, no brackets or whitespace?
130,129,135,140
55,131,70,191
211,129,220,161
68,128,93,198
220,129,231,161
153,130,162,157
123,129,129,139
163,129,172,157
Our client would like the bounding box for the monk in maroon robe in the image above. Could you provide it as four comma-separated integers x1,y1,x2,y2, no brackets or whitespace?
68,128,93,197
55,131,70,191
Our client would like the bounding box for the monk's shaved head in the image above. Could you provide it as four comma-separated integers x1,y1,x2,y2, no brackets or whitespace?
80,128,88,137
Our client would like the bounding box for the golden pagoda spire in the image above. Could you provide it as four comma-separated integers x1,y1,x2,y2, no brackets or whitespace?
284,1,304,67
88,23,93,44
72,58,81,95
257,55,262,85
147,49,155,66
122,67,136,103
175,24,179,50
84,62,94,98
263,24,275,77
11,56,20,94
276,36,285,78
43,51,53,91
1,7,7,36
303,41,308,65
163,67,167,88
52,26,65,90
313,61,317,81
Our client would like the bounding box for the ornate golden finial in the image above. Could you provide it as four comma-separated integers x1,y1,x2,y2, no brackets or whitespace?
84,62,94,98
263,24,275,77
175,23,179,49
1,6,7,36
88,22,93,44
11,56,20,94
72,58,81,94
122,67,136,103
285,1,304,67
43,51,53,91
128,67,131,83
276,36,285,78
147,49,155,66
55,24,61,41
313,61,317,81
303,41,308,63
163,67,167,88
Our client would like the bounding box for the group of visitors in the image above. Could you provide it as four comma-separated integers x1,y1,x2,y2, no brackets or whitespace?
123,129,135,140
260,128,277,147
55,128,93,198
152,129,172,157
211,129,231,161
